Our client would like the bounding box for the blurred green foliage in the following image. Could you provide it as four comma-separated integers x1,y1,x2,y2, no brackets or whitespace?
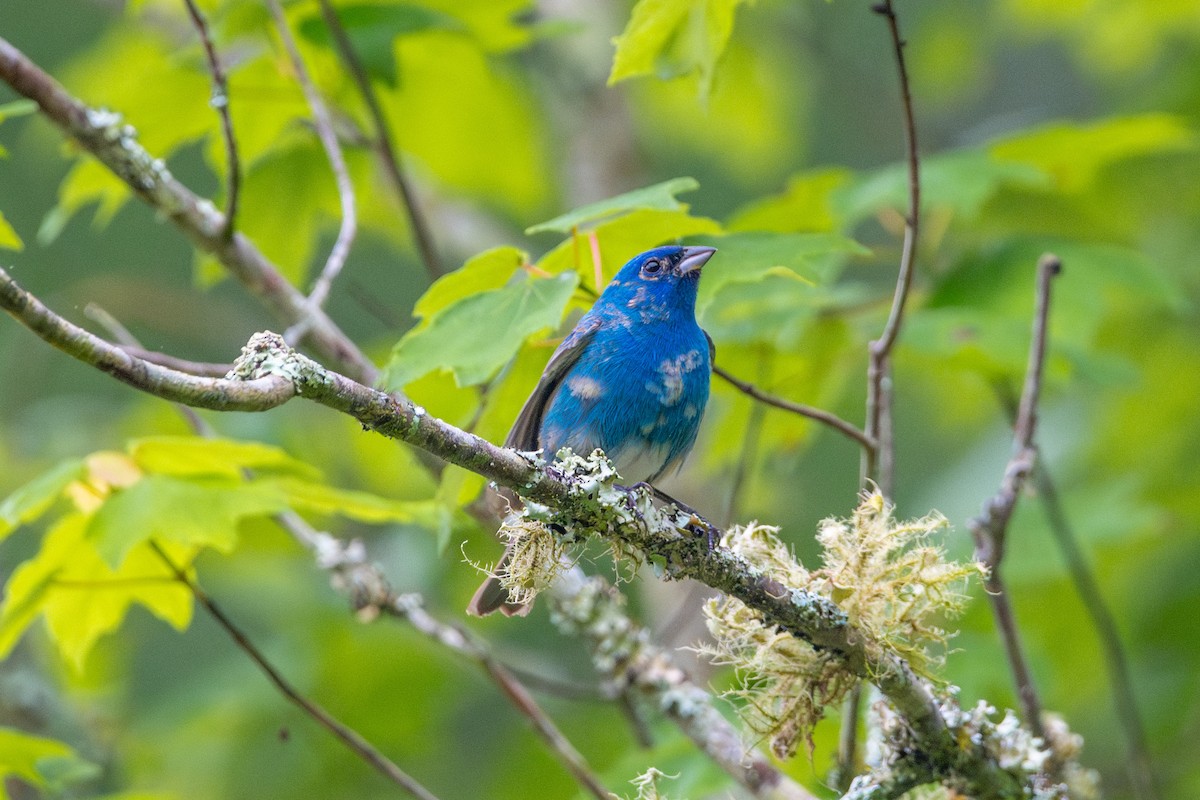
1,0,1198,798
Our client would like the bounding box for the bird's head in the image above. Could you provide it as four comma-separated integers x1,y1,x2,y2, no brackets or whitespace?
604,245,716,317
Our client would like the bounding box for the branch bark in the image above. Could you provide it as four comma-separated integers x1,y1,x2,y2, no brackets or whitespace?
968,253,1063,741
0,35,375,384
1,265,1030,799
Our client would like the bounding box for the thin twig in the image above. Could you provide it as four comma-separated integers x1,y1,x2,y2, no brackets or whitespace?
400,596,612,800
846,6,922,779
182,0,240,240
315,0,440,280
833,685,864,792
713,364,874,451
147,541,441,800
968,253,1063,740
273,512,612,800
863,0,921,496
0,35,376,383
264,0,358,314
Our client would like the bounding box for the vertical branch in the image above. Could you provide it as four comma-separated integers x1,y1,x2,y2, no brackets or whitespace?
845,0,922,781
314,0,441,280
182,0,240,241
264,0,358,312
968,253,1063,740
148,541,442,800
863,0,921,498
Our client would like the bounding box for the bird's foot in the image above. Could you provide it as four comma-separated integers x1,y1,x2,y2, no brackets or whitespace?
623,482,721,550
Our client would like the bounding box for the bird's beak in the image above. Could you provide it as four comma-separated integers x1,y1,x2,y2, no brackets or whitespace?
678,246,717,275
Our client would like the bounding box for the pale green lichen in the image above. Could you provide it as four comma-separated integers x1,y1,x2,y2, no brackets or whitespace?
811,490,982,677
854,692,1099,800
624,767,681,800
490,515,572,608
698,492,981,759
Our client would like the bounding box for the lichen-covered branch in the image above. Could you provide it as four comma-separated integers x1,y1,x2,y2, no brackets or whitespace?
547,570,818,800
0,35,374,383
1,266,1031,798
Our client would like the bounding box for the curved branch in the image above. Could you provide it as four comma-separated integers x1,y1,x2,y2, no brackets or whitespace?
315,0,440,279
0,266,1026,799
265,0,358,314
0,269,293,410
0,35,375,384
149,542,441,800
181,0,240,240
713,364,875,451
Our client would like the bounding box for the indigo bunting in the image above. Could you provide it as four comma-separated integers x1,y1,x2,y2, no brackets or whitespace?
468,245,716,616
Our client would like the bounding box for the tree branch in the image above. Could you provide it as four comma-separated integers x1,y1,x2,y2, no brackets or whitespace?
181,0,240,241
264,0,358,316
0,265,1029,799
0,35,375,384
863,0,921,496
147,541,441,800
968,253,1062,740
315,0,441,280
712,364,875,451
271,512,612,800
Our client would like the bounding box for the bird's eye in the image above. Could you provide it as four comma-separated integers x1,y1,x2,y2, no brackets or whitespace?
642,259,662,275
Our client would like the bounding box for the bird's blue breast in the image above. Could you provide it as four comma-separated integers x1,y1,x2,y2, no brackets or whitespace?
538,301,710,483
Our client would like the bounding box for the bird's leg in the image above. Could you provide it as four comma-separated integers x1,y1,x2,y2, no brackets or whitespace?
624,482,721,550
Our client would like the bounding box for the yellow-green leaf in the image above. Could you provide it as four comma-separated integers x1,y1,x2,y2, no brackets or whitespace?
526,177,699,235
86,475,287,567
609,0,749,96
0,459,84,541
129,436,322,481
0,728,76,797
0,211,22,251
267,477,442,525
414,246,529,321
0,514,192,671
381,271,578,390
991,114,1195,193
727,169,852,234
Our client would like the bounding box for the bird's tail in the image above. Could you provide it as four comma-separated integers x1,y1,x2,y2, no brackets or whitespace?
466,549,532,617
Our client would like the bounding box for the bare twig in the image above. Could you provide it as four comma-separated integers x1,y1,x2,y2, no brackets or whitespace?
264,0,358,316
147,541,441,800
847,4,922,782
273,513,612,800
833,685,864,792
315,0,440,279
969,253,1062,740
713,364,875,451
182,0,240,240
863,0,921,496
1,266,1030,798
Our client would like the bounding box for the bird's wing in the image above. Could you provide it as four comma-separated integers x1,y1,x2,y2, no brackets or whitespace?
505,315,602,451
703,329,716,363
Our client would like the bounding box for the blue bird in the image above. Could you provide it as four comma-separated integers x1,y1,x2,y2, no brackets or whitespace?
468,244,716,617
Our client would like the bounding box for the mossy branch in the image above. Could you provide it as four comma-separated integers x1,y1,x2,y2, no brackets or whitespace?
1,265,1029,798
